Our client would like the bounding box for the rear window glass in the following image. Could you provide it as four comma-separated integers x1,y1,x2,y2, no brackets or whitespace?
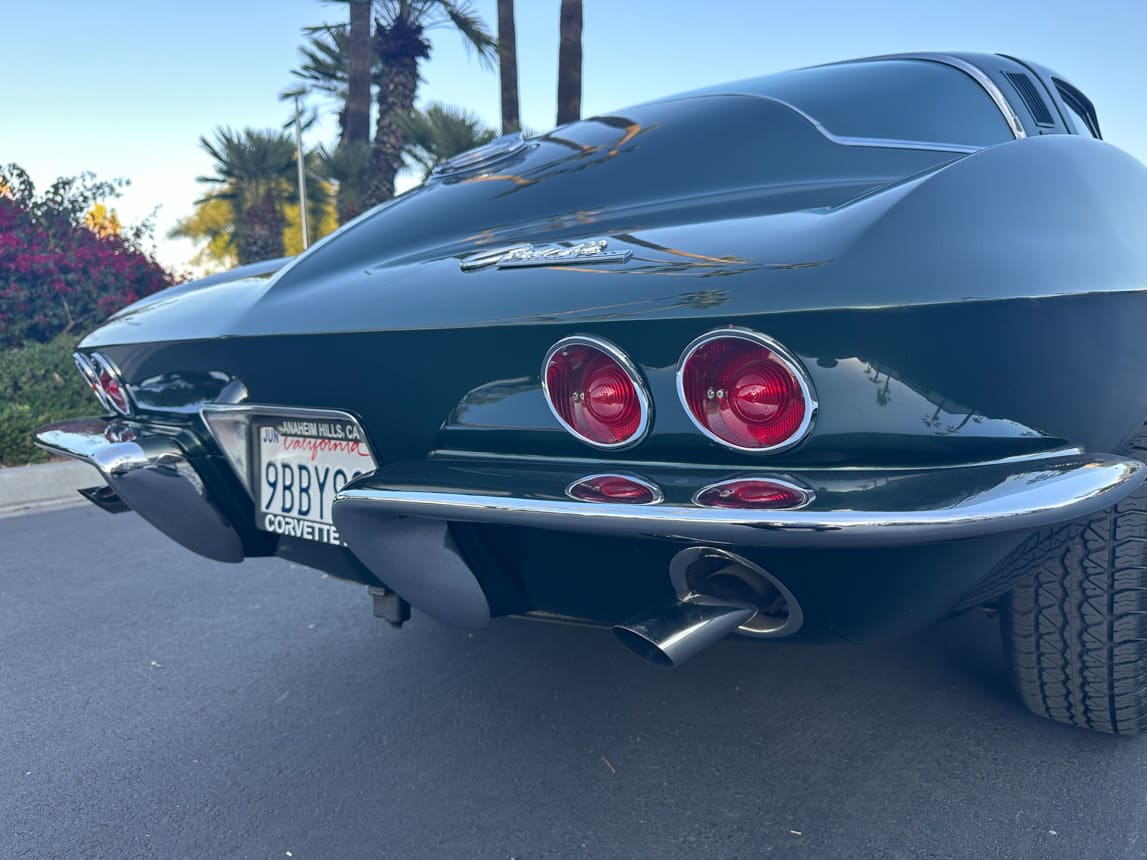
690,59,1014,149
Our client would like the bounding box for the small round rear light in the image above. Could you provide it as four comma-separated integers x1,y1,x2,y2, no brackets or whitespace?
566,474,663,505
694,477,813,510
90,353,132,416
542,336,650,449
74,353,113,412
677,329,815,453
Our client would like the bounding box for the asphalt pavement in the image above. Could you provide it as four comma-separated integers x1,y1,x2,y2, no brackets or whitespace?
3,505,1147,859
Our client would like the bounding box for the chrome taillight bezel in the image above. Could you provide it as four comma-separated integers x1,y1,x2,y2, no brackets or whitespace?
74,352,115,412
88,352,133,417
541,334,652,450
675,328,818,454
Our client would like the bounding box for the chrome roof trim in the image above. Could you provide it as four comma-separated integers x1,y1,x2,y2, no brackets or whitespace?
857,53,1027,140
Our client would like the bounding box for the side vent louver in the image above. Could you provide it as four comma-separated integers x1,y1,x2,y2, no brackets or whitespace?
1004,72,1055,127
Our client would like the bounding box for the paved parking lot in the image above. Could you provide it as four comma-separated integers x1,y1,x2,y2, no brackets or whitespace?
3,504,1146,858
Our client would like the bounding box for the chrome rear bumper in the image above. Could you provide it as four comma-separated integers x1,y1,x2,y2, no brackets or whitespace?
333,453,1147,549
34,418,243,562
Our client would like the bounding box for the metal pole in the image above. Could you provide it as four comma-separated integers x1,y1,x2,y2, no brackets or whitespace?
293,94,309,250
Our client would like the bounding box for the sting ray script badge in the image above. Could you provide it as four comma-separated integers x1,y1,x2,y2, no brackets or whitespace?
460,240,632,272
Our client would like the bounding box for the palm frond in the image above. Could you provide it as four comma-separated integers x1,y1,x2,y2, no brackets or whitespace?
292,25,351,100
435,1,498,68
398,102,497,179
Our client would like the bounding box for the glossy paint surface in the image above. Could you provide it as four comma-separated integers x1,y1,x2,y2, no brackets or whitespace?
57,55,1147,634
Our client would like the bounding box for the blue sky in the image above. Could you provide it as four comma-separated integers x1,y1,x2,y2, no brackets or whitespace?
4,0,1146,271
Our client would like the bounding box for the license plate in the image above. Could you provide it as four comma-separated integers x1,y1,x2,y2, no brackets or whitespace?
255,415,376,545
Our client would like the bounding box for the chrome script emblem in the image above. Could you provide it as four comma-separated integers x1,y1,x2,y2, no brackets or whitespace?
460,240,632,271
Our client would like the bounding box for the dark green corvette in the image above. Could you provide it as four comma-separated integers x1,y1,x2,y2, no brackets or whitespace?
36,53,1147,735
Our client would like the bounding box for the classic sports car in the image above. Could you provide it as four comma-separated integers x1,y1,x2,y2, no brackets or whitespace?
35,53,1147,735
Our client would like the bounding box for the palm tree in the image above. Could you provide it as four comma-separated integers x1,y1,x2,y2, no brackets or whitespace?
318,140,371,223
293,26,352,140
497,0,519,133
346,1,373,144
196,128,330,264
363,1,496,209
556,0,582,125
293,17,382,222
398,103,496,179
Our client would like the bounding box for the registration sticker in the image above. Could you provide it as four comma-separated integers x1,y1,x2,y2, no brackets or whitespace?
256,416,376,545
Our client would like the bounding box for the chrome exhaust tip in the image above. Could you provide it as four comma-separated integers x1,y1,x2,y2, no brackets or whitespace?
612,548,803,668
613,596,756,668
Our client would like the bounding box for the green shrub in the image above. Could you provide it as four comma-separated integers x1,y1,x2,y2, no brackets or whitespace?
0,335,95,466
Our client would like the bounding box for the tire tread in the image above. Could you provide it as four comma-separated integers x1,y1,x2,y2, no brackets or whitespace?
1002,429,1147,735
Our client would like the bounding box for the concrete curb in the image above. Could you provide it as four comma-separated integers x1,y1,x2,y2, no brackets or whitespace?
0,461,102,515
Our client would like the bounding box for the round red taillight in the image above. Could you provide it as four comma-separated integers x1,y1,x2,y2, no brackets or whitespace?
542,336,650,448
90,353,132,416
694,478,812,510
566,474,663,504
677,330,815,452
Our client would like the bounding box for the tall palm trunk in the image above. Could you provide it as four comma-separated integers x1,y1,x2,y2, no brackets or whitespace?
364,19,430,209
556,0,582,126
336,0,374,223
238,190,286,264
364,62,419,208
497,0,520,133
345,0,372,145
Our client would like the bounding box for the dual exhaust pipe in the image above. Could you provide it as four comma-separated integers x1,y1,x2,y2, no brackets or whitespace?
612,547,803,668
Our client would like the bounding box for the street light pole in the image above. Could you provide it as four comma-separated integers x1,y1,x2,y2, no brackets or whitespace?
292,92,309,250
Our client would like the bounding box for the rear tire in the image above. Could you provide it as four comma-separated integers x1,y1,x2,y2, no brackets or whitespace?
1001,428,1147,735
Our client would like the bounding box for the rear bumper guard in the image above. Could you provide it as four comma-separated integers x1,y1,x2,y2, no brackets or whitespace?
33,417,244,562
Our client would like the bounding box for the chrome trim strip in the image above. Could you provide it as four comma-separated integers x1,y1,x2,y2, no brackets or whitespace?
857,53,1026,140
564,472,665,505
428,444,1087,473
692,476,815,510
828,135,981,154
200,403,374,422
540,335,653,451
675,327,818,455
709,93,988,154
334,456,1145,549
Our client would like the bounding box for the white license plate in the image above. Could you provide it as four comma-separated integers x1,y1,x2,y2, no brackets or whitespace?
255,416,376,545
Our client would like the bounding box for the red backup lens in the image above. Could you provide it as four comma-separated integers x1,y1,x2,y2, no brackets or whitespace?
543,339,648,448
567,474,662,504
694,479,811,510
679,334,810,451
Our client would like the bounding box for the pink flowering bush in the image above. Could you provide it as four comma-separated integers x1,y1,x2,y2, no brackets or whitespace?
0,164,172,349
